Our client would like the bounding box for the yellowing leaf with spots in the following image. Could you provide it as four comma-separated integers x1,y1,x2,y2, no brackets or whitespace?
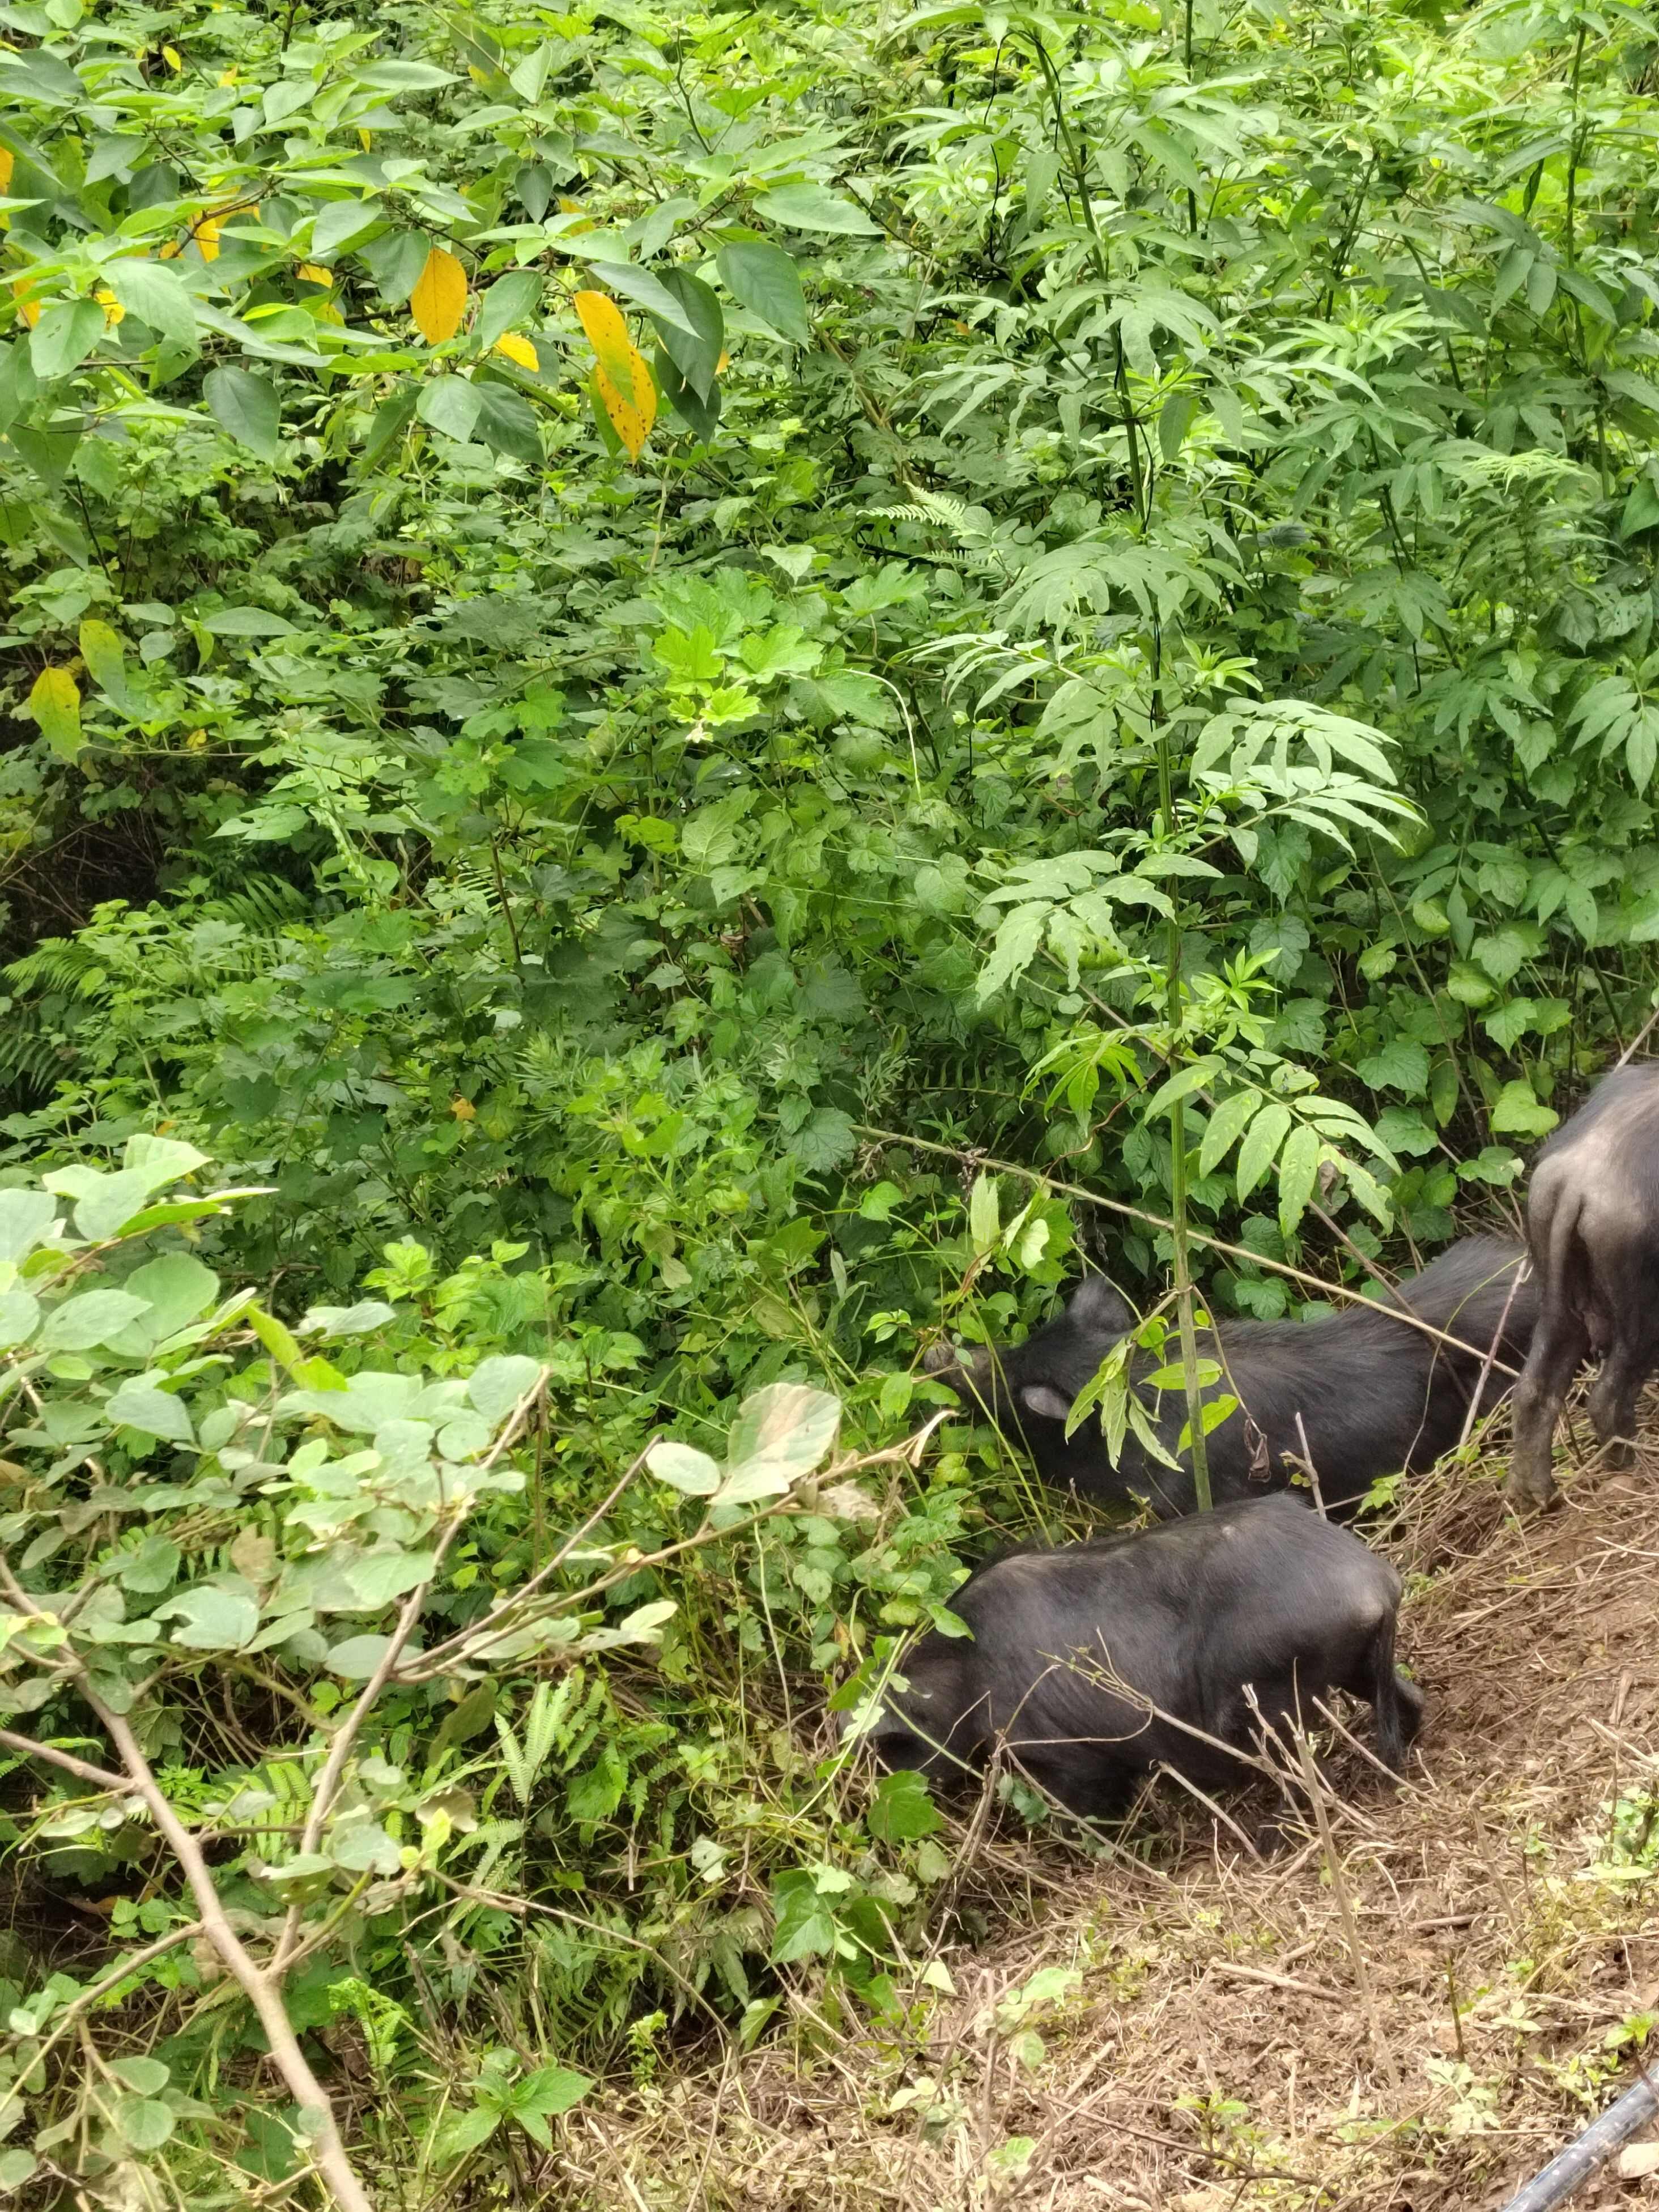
575,290,654,462
411,246,467,343
27,667,83,760
95,289,124,326
494,331,539,372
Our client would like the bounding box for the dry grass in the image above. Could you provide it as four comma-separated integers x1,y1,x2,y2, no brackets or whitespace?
572,1420,1659,2212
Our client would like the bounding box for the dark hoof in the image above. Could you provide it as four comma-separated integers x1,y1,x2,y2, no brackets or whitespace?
1503,1473,1559,1514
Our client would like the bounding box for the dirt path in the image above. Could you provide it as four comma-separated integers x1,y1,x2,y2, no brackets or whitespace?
592,1448,1659,2210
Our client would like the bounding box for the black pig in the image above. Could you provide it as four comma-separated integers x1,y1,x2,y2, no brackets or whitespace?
926,1233,1535,1517
858,1495,1420,1814
1508,1064,1659,1509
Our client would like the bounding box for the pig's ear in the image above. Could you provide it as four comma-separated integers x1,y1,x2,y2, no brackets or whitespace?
1018,1382,1074,1423
1067,1276,1133,1333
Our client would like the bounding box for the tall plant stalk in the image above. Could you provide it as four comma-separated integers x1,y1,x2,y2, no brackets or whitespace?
1152,657,1214,1513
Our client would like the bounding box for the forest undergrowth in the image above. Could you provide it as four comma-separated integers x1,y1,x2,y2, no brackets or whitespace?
1,0,1658,2198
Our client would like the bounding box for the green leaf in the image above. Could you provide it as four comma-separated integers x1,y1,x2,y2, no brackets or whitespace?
1197,1086,1258,1178
109,2058,170,2096
716,240,810,346
0,1188,58,1262
433,2105,501,2163
326,1634,395,1679
1235,1100,1291,1201
416,375,484,444
1490,1081,1559,1138
165,1587,258,1651
466,1354,542,1427
204,366,282,463
113,2098,175,2153
718,1382,841,1503
29,298,104,382
38,1287,152,1351
650,269,723,398
867,1768,942,1841
769,1868,838,1963
78,619,135,715
510,2065,592,2129
105,1381,196,1447
1355,1038,1430,1096
753,183,879,235
472,381,542,466
1276,1121,1322,1236
106,259,196,348
968,1172,1000,1254
477,269,543,352
647,1440,721,1495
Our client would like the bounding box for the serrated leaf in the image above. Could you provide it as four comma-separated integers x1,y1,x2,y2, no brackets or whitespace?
1276,1121,1322,1236
410,245,468,343
1235,1099,1291,1201
1197,1086,1258,1178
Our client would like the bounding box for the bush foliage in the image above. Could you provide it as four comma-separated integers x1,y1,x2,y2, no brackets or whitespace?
1,0,1657,2192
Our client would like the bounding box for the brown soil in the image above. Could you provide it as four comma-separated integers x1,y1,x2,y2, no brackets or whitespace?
580,1431,1659,2212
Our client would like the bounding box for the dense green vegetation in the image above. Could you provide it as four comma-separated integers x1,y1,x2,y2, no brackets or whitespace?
1,0,1658,2194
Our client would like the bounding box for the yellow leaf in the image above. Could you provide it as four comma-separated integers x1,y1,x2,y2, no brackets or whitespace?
494,331,539,372
575,290,655,462
95,288,124,326
296,263,332,288
26,667,82,760
219,66,239,85
559,198,584,214
359,129,372,151
11,279,39,329
0,148,13,194
410,245,467,344
450,1095,477,1121
159,239,182,260
195,214,222,262
162,42,182,68
717,351,730,374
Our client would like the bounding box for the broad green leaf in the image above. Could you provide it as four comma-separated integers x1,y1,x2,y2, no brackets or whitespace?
105,1381,196,1447
109,2058,169,2096
752,183,879,235
1490,1081,1559,1138
0,1189,57,1262
106,259,195,347
38,1287,152,1351
650,269,722,398
647,1440,721,1494
867,1768,942,1841
104,1253,219,1355
29,297,104,381
326,1634,395,1678
477,269,543,352
416,374,484,444
0,1287,39,1350
466,1354,542,1426
113,2098,175,2153
716,240,810,345
204,365,281,462
165,1587,258,1651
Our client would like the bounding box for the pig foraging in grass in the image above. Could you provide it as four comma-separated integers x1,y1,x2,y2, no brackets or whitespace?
925,1233,1535,1518
858,1495,1420,1816
1508,1064,1659,1510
